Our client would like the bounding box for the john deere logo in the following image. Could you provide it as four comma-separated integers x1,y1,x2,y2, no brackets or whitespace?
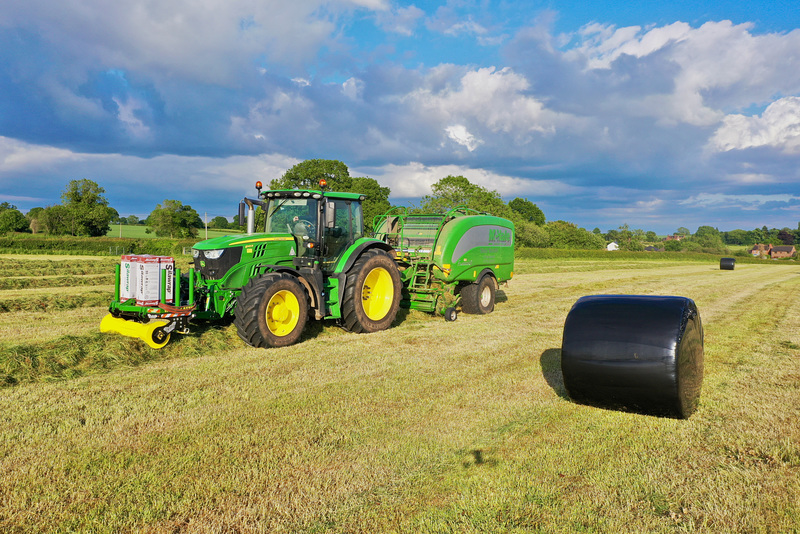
489,228,511,243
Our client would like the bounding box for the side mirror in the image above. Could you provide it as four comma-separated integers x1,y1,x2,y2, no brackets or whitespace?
325,202,335,228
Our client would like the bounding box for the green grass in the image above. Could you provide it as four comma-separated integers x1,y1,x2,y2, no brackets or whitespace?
0,256,798,532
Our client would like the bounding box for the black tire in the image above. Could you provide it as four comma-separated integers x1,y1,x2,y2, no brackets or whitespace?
444,307,458,322
461,275,495,314
341,249,402,333
234,274,308,348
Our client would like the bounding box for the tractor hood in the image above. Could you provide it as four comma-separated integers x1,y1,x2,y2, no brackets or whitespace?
193,234,257,250
192,232,298,283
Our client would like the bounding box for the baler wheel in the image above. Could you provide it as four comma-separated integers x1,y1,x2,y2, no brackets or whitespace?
235,273,308,348
341,249,401,333
461,275,495,314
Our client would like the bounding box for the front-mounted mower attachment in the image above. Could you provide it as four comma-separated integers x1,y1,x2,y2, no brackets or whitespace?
101,260,196,349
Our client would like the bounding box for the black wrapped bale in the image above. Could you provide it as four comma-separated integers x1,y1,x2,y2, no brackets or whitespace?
560,295,703,418
720,257,735,270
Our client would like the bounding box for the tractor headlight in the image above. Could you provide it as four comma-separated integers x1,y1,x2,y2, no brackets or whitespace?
192,249,200,258
203,249,225,260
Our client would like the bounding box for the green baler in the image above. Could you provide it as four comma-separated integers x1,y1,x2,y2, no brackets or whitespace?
374,207,514,319
101,182,515,348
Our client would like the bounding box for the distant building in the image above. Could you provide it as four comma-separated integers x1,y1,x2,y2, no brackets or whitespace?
664,234,684,241
770,245,796,259
607,242,619,251
749,243,772,256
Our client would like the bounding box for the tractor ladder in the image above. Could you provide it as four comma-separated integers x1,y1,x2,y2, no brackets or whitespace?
404,258,438,312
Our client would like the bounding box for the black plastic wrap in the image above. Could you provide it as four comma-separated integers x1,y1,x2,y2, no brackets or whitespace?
720,257,735,270
560,295,703,418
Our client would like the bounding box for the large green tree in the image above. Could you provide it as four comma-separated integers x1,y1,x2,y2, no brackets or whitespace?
41,205,72,235
546,221,606,249
270,159,353,191
420,175,510,217
147,200,203,238
269,160,391,232
60,179,118,236
351,176,391,231
0,203,28,233
612,223,646,251
692,225,724,249
515,221,549,248
508,197,545,225
209,216,230,229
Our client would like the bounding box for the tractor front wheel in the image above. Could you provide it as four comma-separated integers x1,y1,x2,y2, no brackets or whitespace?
341,249,402,333
235,274,308,348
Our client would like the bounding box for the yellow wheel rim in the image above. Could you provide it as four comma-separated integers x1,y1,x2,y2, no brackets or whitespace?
362,267,394,321
266,289,300,337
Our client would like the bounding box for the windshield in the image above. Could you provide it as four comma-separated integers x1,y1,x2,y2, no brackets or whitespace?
264,197,318,234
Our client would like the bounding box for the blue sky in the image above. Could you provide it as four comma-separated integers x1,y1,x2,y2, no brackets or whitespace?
2,0,800,234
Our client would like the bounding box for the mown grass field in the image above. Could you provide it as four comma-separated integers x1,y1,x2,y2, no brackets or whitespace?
1,253,799,532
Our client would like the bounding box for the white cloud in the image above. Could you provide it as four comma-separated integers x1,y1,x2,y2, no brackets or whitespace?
342,77,364,100
445,125,481,151
0,136,298,212
358,161,576,199
0,136,84,171
575,22,692,70
407,66,562,147
710,97,800,153
113,97,151,139
375,5,424,36
679,192,800,209
567,21,800,127
0,0,389,85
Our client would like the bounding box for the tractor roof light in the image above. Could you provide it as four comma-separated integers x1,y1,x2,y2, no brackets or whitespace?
319,178,327,189
293,192,302,197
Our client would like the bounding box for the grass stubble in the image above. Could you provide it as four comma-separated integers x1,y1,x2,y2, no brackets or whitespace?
0,256,798,532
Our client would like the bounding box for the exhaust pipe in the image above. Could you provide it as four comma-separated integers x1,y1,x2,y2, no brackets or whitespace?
241,199,255,235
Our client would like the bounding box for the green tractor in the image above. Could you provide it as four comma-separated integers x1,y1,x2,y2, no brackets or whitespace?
101,181,515,348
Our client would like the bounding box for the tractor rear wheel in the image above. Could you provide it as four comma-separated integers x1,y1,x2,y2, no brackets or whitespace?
461,274,495,314
341,249,402,333
235,273,308,348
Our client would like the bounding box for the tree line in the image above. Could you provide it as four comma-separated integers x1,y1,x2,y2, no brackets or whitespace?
3,160,799,252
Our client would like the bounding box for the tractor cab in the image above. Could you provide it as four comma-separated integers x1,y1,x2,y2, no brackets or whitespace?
245,183,367,271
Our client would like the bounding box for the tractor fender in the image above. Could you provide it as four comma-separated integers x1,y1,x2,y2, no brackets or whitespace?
336,240,395,274
230,263,322,315
332,240,396,311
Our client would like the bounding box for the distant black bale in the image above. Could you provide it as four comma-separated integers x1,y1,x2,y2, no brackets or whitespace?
560,295,704,419
720,257,735,270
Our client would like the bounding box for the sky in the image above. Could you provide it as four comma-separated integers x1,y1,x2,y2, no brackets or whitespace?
2,0,800,234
